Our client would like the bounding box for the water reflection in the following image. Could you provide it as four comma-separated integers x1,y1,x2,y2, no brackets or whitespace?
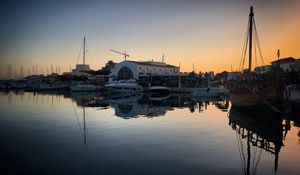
1,91,299,174
69,92,229,119
228,107,299,174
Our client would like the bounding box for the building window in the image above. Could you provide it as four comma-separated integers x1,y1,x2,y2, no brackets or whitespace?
118,66,133,80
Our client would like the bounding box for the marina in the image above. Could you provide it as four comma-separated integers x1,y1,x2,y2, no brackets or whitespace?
1,1,300,174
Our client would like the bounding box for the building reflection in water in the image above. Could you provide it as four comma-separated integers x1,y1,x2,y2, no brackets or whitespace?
1,91,300,173
67,92,231,144
69,92,230,119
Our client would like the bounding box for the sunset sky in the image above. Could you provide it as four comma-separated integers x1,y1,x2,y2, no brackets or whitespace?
0,0,299,77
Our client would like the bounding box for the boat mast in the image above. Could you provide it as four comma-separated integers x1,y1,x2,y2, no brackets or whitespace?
83,37,86,65
248,6,254,72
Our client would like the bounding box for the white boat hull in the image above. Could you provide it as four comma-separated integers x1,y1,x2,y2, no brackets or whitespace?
105,84,143,93
70,85,101,92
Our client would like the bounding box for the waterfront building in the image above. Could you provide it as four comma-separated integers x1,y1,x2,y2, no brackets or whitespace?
253,65,271,74
110,60,179,80
293,58,300,72
227,72,241,81
271,57,295,72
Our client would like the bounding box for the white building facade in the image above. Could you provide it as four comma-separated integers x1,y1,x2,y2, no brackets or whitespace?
227,72,241,80
111,60,179,80
271,57,295,72
254,65,271,74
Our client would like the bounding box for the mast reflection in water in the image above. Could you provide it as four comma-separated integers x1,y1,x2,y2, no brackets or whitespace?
229,107,285,175
0,91,299,175
70,92,230,119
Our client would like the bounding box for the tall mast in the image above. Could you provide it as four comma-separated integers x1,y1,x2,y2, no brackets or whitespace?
248,6,254,72
83,37,86,65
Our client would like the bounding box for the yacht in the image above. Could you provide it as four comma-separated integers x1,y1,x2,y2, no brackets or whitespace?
70,84,102,92
105,79,143,93
149,86,170,97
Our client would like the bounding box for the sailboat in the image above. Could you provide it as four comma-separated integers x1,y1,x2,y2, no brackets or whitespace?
70,37,101,92
229,6,280,112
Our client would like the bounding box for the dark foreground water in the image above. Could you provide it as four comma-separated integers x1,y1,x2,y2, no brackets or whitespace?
0,92,299,175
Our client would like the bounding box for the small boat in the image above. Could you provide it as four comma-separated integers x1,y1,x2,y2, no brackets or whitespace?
149,86,170,97
70,84,102,92
192,86,229,97
105,79,143,93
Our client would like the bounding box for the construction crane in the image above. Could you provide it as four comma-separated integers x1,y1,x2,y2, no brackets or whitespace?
110,49,129,61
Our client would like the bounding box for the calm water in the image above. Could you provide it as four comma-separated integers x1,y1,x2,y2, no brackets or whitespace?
0,92,299,175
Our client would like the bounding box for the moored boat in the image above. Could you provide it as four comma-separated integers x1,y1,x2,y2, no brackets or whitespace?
149,86,170,97
191,86,229,97
105,79,143,93
70,84,102,92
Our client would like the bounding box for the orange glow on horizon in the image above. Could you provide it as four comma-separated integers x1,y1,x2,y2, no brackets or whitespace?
1,1,300,77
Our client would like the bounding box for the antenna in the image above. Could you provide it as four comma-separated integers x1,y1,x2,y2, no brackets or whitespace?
110,49,129,61
162,54,164,63
192,63,195,72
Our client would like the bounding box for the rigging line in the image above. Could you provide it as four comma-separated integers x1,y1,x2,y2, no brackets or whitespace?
85,39,93,65
253,19,265,66
251,143,258,174
253,148,263,175
255,22,265,65
241,20,251,72
239,20,249,71
237,129,247,174
72,101,85,139
253,20,261,67
76,39,84,65
236,130,246,174
254,34,258,68
239,20,250,72
241,33,249,72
